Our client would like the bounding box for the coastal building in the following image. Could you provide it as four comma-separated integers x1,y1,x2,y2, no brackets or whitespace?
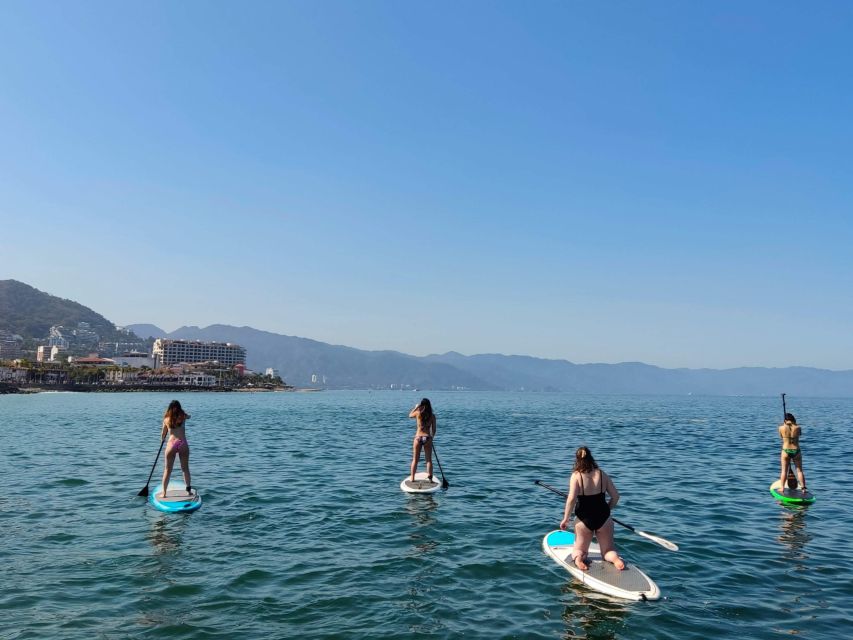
73,322,100,346
70,356,115,367
265,368,280,378
36,346,60,363
0,331,24,360
152,339,246,368
111,352,155,369
47,326,70,349
105,369,139,384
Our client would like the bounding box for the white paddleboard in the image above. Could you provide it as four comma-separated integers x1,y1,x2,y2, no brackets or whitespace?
400,471,441,493
542,529,660,601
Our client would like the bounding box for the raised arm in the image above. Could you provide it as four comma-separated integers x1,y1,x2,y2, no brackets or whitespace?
409,405,421,419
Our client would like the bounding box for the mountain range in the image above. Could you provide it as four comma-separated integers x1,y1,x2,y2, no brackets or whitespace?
126,323,853,397
3,279,851,396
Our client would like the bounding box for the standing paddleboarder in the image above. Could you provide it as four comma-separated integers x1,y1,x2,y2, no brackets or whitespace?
409,398,436,483
159,400,193,497
778,413,807,494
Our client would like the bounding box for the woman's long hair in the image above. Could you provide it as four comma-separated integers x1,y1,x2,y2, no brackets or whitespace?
163,400,187,427
418,398,434,424
784,413,797,424
573,446,599,474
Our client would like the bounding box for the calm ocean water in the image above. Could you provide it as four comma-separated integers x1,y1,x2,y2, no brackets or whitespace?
1,391,851,639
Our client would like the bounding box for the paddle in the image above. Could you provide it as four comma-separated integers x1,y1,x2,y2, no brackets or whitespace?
137,435,167,497
534,480,679,551
432,444,450,489
781,393,799,489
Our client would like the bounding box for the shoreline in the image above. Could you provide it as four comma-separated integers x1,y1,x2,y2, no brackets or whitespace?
1,383,300,394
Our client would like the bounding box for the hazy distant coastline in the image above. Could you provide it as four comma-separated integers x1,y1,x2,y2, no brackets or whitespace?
126,323,853,397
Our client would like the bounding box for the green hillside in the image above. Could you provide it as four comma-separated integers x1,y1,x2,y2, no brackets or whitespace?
0,279,130,342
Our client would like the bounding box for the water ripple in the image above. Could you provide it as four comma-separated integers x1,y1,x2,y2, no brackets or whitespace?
1,391,852,638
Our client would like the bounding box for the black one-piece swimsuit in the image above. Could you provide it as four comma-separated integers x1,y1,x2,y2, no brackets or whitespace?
575,470,611,531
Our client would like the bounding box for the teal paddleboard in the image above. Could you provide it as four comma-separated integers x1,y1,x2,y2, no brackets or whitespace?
150,478,202,513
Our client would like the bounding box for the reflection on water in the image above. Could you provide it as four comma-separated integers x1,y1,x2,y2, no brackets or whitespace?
404,494,438,557
147,513,188,559
777,506,811,566
560,582,631,640
401,494,441,629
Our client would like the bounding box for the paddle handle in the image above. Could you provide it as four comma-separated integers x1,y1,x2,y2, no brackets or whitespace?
782,393,787,420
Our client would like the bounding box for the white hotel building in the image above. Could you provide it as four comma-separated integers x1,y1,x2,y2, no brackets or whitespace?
152,339,246,368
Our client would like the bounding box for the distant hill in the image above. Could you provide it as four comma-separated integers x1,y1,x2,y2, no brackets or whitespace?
126,324,167,339
5,280,850,395
138,323,853,396
0,279,135,343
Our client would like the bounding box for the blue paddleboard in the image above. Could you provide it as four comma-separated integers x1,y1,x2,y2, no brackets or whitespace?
149,478,202,513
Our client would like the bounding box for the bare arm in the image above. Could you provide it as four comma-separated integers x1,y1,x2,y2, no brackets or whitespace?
409,406,421,419
430,416,436,438
605,472,620,510
160,419,168,441
560,474,579,529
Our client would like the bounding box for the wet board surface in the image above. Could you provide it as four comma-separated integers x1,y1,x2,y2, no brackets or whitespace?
149,477,202,513
770,480,816,505
542,530,660,601
400,471,441,493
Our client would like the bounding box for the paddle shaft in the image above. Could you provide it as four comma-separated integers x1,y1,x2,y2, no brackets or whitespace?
138,435,167,496
432,444,449,489
533,479,678,551
782,393,787,420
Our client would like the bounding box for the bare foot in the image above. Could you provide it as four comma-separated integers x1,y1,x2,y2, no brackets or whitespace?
574,556,589,571
613,557,626,571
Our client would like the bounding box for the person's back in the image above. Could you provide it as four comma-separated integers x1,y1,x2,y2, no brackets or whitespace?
778,412,807,493
779,420,801,454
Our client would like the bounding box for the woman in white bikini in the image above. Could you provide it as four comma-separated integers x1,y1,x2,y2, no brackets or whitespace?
409,398,436,482
159,400,193,497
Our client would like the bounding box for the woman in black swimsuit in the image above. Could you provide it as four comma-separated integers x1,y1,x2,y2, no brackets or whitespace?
559,446,625,571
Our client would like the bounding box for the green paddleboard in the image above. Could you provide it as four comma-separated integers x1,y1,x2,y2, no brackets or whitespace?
770,480,815,505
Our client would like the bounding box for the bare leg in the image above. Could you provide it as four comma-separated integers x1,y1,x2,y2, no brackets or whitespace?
779,451,790,491
792,456,806,491
410,439,423,482
425,440,434,481
596,520,626,570
161,447,176,497
178,445,191,493
572,521,594,571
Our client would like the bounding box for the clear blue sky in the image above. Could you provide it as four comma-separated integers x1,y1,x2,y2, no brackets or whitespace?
2,1,851,369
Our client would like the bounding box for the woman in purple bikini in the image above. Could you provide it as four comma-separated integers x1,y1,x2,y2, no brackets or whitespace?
159,400,193,497
409,398,437,482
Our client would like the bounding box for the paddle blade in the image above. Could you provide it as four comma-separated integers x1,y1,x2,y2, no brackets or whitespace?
137,485,149,497
442,477,449,489
638,530,679,551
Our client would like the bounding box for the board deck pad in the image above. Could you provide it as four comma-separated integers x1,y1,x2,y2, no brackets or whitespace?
542,530,660,601
770,480,815,504
400,471,441,493
150,478,202,513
